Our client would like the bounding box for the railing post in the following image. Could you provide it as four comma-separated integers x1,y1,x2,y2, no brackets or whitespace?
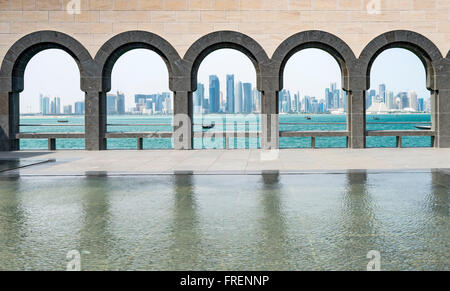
137,137,143,150
311,136,316,149
48,138,56,151
396,136,402,148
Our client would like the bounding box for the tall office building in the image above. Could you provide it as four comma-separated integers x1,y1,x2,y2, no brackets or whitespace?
209,75,220,113
75,101,85,115
194,83,204,114
234,80,242,113
409,91,418,111
325,88,333,109
387,91,395,109
253,87,261,112
117,92,125,115
63,105,72,115
418,98,424,112
107,93,117,114
226,74,235,113
398,92,409,109
42,96,50,115
39,94,43,114
379,84,386,103
243,83,252,113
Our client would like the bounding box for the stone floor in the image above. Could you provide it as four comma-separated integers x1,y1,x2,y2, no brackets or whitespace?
0,148,450,175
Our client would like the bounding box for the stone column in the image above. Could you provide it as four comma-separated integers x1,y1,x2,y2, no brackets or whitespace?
261,90,279,149
433,58,450,148
85,91,106,151
435,89,450,147
173,91,193,150
348,90,366,148
0,92,19,151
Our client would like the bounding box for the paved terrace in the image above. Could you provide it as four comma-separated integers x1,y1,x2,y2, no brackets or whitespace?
1,148,450,175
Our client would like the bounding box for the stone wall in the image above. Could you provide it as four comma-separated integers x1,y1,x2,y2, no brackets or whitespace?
0,0,449,60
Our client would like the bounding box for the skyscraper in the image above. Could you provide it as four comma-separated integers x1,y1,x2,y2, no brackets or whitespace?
409,91,418,111
75,101,85,115
379,84,386,103
387,91,395,109
63,105,72,115
39,94,43,114
226,74,235,114
107,93,117,114
209,75,220,113
42,97,50,115
194,83,204,114
234,80,242,113
117,92,125,115
418,98,424,112
243,83,252,113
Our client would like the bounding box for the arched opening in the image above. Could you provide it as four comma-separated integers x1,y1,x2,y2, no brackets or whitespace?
20,49,85,150
279,48,348,148
192,49,260,149
106,49,173,150
366,48,432,148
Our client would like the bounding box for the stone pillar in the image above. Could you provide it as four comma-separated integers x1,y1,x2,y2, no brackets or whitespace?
435,89,450,147
85,91,106,151
348,90,366,148
0,92,19,151
261,90,279,149
173,91,193,150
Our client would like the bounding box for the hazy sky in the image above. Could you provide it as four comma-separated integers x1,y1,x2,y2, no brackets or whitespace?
20,47,428,113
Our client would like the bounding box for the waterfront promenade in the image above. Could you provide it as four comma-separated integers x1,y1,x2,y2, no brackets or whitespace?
2,148,450,175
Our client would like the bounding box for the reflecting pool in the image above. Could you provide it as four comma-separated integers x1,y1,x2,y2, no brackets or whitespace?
0,171,448,270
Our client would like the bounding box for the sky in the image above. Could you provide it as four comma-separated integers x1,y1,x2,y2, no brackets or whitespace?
20,47,429,113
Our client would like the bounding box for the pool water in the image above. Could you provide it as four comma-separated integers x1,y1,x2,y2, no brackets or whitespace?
0,172,448,271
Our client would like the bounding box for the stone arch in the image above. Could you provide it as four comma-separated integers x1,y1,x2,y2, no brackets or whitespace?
183,31,270,92
359,30,443,91
271,30,356,92
0,30,95,151
94,30,185,93
0,30,94,93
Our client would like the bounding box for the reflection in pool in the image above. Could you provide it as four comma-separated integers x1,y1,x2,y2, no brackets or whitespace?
0,171,448,270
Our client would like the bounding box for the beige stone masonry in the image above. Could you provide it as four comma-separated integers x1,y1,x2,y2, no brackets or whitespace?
0,0,449,62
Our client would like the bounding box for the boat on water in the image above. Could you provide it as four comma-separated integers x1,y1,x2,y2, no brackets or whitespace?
415,126,431,130
305,116,312,120
373,116,380,120
202,123,215,129
57,120,69,123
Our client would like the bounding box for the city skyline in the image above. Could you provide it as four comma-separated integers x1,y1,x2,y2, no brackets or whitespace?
20,48,429,114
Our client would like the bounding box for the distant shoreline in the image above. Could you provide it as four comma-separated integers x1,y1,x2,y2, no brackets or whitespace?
20,112,431,118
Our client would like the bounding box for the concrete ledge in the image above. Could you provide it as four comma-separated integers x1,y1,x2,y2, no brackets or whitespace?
280,131,349,137
16,133,85,139
366,130,435,136
105,132,173,138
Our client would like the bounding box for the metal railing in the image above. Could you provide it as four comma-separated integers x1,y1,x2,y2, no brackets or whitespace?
17,121,434,150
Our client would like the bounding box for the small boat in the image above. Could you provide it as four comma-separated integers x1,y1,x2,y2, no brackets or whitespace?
373,116,380,120
57,120,69,123
202,123,215,129
305,116,312,120
415,126,431,130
